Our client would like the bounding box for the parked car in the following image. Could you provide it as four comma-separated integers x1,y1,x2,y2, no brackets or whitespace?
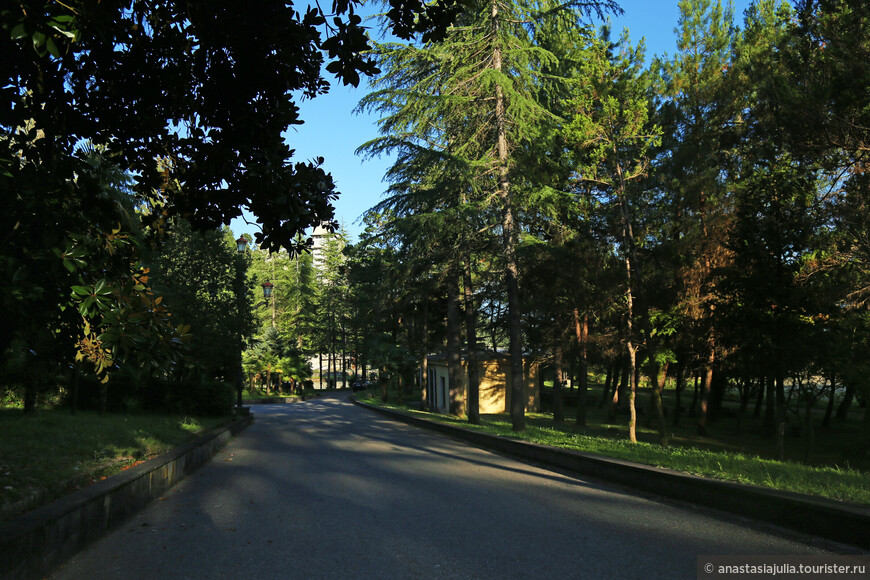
352,380,373,392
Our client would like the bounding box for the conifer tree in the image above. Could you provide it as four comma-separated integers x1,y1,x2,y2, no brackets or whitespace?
657,0,737,435
563,28,661,443
360,0,619,430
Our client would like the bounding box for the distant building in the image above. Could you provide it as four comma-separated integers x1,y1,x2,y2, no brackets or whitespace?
309,224,331,271
423,351,540,415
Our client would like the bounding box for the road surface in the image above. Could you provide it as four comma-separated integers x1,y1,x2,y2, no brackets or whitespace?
52,393,842,579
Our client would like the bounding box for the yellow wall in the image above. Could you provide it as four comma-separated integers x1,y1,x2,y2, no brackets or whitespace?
427,357,539,415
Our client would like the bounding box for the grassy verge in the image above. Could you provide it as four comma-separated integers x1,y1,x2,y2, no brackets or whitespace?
0,408,230,516
355,391,870,506
242,388,321,400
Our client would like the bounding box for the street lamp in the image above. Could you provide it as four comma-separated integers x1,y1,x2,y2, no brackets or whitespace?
261,281,276,327
234,237,249,413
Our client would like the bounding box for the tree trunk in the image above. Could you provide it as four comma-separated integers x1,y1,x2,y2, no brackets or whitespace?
697,344,715,435
738,376,752,415
490,0,525,431
753,374,765,418
463,258,480,424
446,271,464,416
421,298,430,411
24,376,38,415
341,322,347,389
617,183,639,442
553,340,565,423
397,373,404,406
573,309,589,427
608,359,627,422
672,358,684,426
650,361,669,445
764,375,776,436
822,374,835,429
803,389,815,463
600,361,614,407
626,340,638,443
836,380,856,420
775,372,786,461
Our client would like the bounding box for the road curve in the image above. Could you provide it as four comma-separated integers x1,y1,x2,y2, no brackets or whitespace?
52,393,839,579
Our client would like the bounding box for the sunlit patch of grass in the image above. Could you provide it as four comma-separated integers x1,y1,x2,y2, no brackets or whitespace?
357,399,870,505
0,409,228,516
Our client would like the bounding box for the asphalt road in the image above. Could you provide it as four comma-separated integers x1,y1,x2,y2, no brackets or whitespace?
52,393,838,579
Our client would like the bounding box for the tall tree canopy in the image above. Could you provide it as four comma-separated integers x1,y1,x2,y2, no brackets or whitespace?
1,0,467,388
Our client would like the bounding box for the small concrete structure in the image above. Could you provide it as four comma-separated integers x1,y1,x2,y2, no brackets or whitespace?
424,351,540,415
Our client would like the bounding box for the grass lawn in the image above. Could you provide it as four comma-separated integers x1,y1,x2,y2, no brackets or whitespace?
0,408,230,518
355,387,870,506
242,387,322,400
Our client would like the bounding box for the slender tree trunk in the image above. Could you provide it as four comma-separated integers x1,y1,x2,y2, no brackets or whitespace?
490,301,499,352
689,372,700,417
24,376,38,415
651,361,669,445
421,298,430,411
553,340,565,423
573,309,589,427
697,343,715,435
491,0,524,432
672,358,684,426
319,352,323,390
753,374,765,418
738,376,752,414
775,371,786,460
600,361,614,407
608,358,627,422
446,271,464,416
397,373,404,406
622,238,638,443
341,322,347,389
822,374,836,429
618,190,638,443
803,389,815,463
464,258,480,424
836,380,856,421
626,340,638,443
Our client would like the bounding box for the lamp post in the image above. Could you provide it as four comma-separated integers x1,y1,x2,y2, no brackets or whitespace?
260,281,276,392
235,237,248,412
261,281,276,327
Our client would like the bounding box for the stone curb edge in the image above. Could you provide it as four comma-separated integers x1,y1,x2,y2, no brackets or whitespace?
0,413,254,580
352,397,870,550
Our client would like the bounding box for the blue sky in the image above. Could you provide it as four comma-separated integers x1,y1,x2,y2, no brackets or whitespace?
231,0,756,244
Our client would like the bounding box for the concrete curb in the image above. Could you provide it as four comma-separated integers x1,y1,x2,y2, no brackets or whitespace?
0,414,254,580
353,398,870,550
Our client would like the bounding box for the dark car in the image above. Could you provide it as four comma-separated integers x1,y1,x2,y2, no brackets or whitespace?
351,380,373,392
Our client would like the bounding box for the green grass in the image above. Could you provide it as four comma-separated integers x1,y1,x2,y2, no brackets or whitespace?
243,387,323,400
242,389,295,400
0,408,229,515
355,390,870,506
